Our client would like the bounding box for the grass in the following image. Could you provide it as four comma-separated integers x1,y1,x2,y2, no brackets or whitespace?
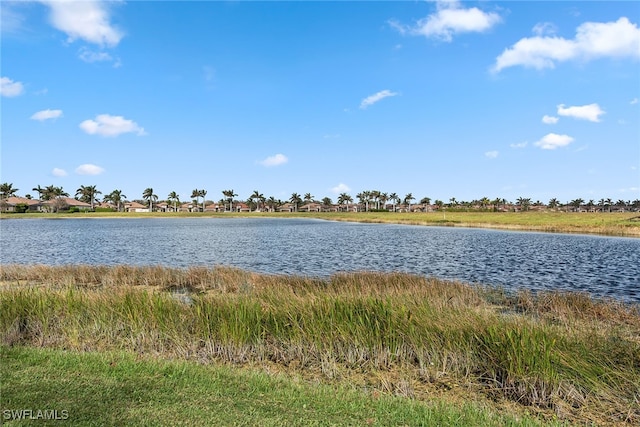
2,210,639,237
2,265,639,425
0,346,551,426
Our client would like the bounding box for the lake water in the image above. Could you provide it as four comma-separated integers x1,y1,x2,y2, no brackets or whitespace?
1,217,639,302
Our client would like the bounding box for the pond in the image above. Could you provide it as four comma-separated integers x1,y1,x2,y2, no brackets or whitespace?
1,217,638,302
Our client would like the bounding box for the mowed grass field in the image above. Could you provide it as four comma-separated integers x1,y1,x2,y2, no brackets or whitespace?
3,210,640,237
2,265,639,425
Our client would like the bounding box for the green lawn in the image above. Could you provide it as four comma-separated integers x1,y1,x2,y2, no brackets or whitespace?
0,346,548,426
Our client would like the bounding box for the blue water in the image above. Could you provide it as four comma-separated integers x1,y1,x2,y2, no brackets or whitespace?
1,217,638,302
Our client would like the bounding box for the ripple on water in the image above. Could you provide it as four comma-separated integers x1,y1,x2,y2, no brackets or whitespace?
1,218,639,302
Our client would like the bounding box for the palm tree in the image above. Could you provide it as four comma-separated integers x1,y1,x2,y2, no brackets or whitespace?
251,190,264,212
143,188,157,211
266,196,278,212
49,186,69,212
191,189,200,212
516,197,531,212
32,185,46,200
0,183,19,199
222,190,237,212
479,197,490,210
420,197,431,212
404,193,414,211
586,199,595,212
370,190,381,210
389,193,399,212
337,192,351,212
104,189,127,212
321,197,332,209
199,189,207,211
379,192,388,211
75,185,101,210
289,193,302,212
304,193,314,206
548,198,560,211
167,191,180,212
570,198,584,212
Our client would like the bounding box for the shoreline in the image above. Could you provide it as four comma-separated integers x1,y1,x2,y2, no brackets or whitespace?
2,265,639,425
2,211,639,238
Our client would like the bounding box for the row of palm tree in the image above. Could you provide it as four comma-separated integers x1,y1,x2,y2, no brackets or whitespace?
2,182,639,213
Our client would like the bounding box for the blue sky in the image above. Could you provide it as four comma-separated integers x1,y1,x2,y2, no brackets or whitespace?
2,0,639,205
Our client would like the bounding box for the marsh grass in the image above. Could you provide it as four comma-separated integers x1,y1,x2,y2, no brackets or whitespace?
3,210,639,237
2,264,639,425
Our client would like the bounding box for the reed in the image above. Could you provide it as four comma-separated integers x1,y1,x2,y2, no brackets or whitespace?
1,264,639,425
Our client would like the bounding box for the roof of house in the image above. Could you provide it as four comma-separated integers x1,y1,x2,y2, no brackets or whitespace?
2,196,41,206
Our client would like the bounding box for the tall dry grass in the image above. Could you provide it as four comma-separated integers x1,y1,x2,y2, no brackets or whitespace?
1,264,639,425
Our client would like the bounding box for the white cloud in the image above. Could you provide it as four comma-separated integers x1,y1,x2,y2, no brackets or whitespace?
532,22,557,37
1,76,24,97
330,183,351,194
80,114,146,137
557,103,605,122
542,115,559,124
1,3,25,34
392,1,501,42
31,109,63,121
40,0,123,47
484,150,499,159
78,47,113,63
510,141,528,148
631,98,639,105
52,168,68,177
360,90,398,109
534,133,574,150
493,17,640,72
75,164,105,175
259,154,288,167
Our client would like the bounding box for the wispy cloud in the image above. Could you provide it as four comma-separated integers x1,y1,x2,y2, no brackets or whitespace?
31,109,63,121
534,133,574,150
1,76,24,97
532,22,557,37
259,154,288,167
631,98,639,105
360,90,398,109
542,115,558,124
78,47,120,67
52,168,68,177
75,164,105,175
557,103,605,122
485,150,499,159
330,183,351,194
493,17,640,72
510,141,528,149
80,114,146,137
390,1,501,42
40,0,123,47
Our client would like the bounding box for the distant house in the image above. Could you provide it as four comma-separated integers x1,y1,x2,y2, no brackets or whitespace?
0,196,43,212
300,203,322,212
125,201,148,212
204,203,223,212
42,197,92,212
277,203,295,213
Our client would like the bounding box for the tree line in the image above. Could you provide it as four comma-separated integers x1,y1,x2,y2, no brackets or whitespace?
1,182,639,213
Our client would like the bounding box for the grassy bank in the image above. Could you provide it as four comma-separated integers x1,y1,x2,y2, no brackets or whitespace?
1,346,550,426
2,265,639,425
2,210,639,237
